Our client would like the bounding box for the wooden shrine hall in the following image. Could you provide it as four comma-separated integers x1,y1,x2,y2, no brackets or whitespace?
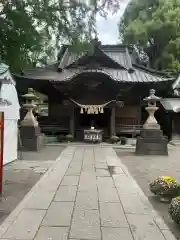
15,39,177,141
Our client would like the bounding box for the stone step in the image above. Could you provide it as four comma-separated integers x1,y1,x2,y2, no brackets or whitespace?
44,136,58,143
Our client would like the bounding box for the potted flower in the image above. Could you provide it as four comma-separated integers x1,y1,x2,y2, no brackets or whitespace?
110,135,119,144
65,134,73,142
149,176,180,203
169,196,180,224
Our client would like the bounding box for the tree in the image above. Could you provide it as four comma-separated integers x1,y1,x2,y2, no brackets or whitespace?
0,0,121,72
119,0,180,72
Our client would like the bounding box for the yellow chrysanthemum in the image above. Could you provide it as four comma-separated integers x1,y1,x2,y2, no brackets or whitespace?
161,176,176,183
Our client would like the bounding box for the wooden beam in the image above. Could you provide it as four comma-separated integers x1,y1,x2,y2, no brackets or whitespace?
69,107,75,137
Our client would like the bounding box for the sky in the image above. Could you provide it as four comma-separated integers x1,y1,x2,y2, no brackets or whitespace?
96,1,129,44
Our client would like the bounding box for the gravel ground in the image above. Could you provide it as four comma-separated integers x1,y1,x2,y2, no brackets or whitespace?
0,146,64,225
116,146,180,240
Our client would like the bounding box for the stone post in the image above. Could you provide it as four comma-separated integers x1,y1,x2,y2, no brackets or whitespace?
171,116,180,145
20,88,45,151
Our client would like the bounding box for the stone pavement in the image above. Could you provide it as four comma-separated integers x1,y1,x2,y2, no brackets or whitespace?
0,146,176,240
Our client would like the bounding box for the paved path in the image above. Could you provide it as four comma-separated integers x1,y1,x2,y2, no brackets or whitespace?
0,146,65,225
0,146,176,240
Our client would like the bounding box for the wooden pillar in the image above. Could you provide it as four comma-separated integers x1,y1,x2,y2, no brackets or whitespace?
171,113,180,141
48,102,52,119
48,94,54,120
69,107,75,137
110,107,116,136
138,96,142,125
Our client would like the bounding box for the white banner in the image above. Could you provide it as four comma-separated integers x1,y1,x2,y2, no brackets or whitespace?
3,120,18,165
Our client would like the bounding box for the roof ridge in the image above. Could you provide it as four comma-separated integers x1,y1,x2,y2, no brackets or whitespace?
59,47,69,69
125,47,133,70
96,47,128,70
133,63,173,77
58,46,87,69
0,63,9,75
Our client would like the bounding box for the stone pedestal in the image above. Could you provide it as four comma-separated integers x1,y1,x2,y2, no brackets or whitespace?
19,126,45,151
136,129,168,155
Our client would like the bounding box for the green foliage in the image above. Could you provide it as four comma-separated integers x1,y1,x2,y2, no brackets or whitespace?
119,0,180,72
119,136,127,145
169,197,180,224
0,0,121,72
66,134,73,142
110,135,119,144
57,134,65,142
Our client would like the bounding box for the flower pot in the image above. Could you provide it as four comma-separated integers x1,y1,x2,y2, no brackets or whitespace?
149,176,180,202
158,196,171,203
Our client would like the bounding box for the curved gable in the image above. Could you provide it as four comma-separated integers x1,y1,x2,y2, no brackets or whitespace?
58,43,129,70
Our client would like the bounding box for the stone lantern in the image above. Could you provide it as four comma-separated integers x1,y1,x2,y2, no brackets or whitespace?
135,89,168,155
143,89,161,130
20,88,44,151
21,88,39,127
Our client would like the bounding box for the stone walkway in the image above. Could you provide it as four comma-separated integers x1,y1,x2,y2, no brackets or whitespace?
0,146,176,240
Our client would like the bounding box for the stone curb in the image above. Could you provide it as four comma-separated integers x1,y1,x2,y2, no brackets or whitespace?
46,143,136,149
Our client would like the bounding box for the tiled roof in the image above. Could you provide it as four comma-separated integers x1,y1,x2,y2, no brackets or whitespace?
172,73,180,89
15,44,174,84
58,44,134,70
59,48,86,69
15,67,173,83
103,48,132,69
0,63,15,85
0,63,9,75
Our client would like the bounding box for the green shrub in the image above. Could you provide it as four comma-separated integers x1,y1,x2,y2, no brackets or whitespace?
110,135,119,144
119,137,127,145
57,134,65,142
66,134,73,142
169,197,180,224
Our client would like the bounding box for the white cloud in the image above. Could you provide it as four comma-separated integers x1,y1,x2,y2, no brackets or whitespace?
96,1,129,44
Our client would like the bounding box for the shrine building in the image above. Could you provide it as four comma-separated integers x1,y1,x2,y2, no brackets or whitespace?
14,40,180,141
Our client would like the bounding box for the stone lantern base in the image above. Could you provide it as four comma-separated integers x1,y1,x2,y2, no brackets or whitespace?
19,125,45,151
135,129,168,156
